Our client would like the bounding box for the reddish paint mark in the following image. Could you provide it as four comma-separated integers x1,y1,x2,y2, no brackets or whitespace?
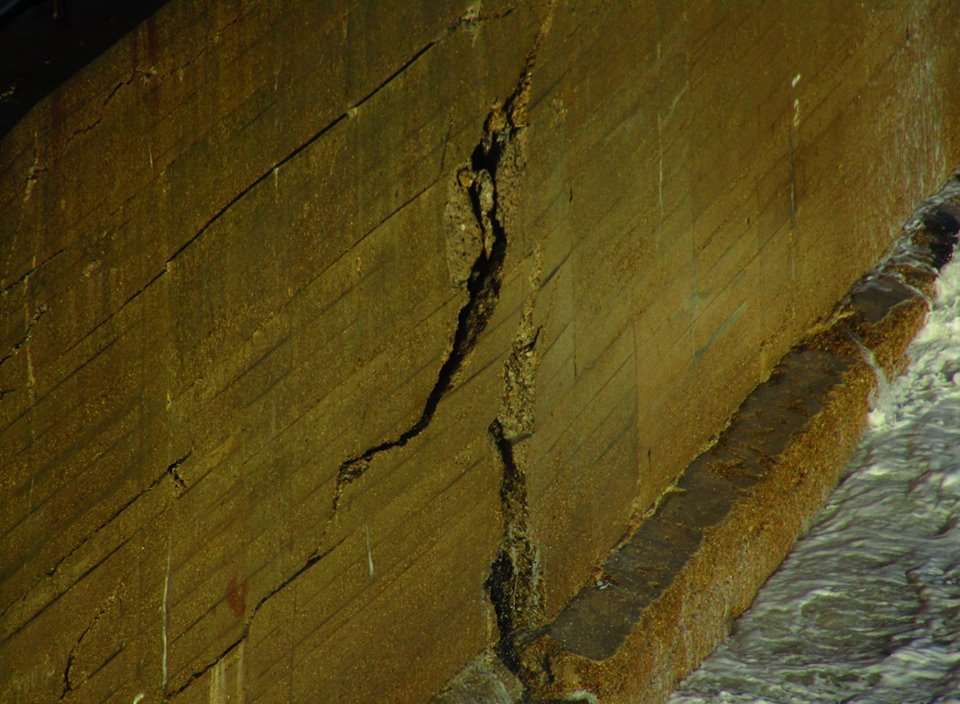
226,576,247,618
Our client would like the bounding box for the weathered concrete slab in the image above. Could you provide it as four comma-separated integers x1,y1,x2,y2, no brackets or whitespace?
2,1,960,702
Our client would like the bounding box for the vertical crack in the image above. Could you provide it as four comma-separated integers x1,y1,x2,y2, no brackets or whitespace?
485,269,546,691
22,141,45,205
478,6,556,699
486,416,543,671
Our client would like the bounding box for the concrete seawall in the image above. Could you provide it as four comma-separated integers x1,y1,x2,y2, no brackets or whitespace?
2,2,959,702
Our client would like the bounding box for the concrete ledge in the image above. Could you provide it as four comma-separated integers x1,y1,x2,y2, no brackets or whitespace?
433,177,960,704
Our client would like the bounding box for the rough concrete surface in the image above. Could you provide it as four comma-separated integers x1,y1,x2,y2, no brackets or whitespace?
1,1,959,703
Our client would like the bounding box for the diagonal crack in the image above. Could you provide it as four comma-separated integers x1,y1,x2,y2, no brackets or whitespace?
332,132,510,508
58,593,116,701
1,249,65,298
51,8,520,395
331,6,538,510
44,452,191,581
0,453,192,644
68,39,445,362
59,67,158,155
162,535,347,700
162,635,243,702
165,36,443,268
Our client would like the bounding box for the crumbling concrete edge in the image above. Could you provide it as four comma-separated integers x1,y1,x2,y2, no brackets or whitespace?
432,173,960,704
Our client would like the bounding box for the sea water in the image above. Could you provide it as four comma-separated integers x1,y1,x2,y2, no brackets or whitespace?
668,254,960,704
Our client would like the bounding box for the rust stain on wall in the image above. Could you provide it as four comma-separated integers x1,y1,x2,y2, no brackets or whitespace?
225,576,247,619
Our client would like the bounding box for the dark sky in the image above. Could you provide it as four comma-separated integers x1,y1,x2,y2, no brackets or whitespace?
0,0,171,140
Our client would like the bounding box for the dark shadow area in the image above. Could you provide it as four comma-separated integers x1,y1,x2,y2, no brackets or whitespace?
0,0,172,140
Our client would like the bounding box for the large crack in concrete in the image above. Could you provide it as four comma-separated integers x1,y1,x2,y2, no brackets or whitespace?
471,134,543,680
169,35,543,704
478,8,555,699
162,26,533,693
127,9,547,700
8,7,554,699
486,309,545,678
333,2,550,506
331,5,557,700
331,100,513,509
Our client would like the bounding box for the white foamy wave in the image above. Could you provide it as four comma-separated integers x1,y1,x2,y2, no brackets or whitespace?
669,255,960,703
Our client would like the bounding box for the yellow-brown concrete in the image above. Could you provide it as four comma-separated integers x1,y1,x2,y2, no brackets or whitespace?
1,1,959,703
512,198,959,702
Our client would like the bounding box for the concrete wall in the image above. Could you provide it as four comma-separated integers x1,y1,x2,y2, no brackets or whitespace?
1,1,958,702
